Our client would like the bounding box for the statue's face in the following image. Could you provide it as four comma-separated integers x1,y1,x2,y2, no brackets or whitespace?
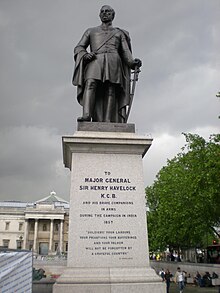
99,5,114,23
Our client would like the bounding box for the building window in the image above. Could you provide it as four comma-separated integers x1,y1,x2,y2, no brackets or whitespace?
55,242,59,252
3,239,10,248
29,241,33,251
55,223,59,232
65,242,68,252
5,222,10,231
19,223,23,231
30,223,34,231
16,240,22,249
43,224,47,231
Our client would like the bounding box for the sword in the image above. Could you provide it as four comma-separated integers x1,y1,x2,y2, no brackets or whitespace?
125,66,141,123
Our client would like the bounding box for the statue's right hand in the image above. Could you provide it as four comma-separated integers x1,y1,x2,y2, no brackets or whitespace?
84,52,96,62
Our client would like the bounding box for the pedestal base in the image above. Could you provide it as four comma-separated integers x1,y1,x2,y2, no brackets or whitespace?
53,282,165,293
54,127,165,292
53,267,165,293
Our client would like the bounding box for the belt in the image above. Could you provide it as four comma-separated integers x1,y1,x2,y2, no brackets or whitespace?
95,50,118,54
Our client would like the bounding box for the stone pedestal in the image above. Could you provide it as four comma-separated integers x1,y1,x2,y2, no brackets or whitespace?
53,123,165,293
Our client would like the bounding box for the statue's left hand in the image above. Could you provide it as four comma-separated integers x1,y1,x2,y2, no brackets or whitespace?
132,58,142,68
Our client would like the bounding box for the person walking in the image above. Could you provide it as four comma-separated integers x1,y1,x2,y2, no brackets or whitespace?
174,267,185,293
164,269,172,293
159,268,165,281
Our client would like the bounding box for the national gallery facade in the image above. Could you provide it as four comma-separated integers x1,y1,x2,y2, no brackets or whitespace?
0,192,69,255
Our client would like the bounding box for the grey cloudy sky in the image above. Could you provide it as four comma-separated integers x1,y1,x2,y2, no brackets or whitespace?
0,0,219,202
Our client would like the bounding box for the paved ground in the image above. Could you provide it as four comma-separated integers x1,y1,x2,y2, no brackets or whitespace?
32,281,219,293
169,283,219,293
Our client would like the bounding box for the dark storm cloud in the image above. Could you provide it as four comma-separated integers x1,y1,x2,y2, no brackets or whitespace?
0,0,219,201
129,1,220,134
0,126,70,201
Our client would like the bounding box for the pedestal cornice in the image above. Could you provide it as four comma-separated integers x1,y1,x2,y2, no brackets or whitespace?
62,131,152,170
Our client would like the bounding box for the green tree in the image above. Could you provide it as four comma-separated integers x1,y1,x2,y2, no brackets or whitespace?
146,133,220,252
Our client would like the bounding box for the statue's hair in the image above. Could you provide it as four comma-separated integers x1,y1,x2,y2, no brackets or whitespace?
100,5,115,20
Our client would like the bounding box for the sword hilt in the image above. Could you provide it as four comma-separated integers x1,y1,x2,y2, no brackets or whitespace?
131,67,141,81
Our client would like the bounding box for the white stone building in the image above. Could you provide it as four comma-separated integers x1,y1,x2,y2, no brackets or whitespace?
0,192,69,255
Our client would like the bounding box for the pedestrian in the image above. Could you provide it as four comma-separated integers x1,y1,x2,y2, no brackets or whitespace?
159,268,165,281
202,271,212,287
212,272,219,279
194,271,202,287
164,269,172,293
174,267,185,293
183,271,187,286
170,252,175,261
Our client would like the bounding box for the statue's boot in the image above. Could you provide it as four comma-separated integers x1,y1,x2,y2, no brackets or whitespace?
77,116,91,122
78,79,97,122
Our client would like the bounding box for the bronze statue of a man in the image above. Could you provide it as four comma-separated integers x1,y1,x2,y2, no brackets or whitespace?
72,5,142,123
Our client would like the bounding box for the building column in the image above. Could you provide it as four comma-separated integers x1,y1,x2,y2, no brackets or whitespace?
59,220,63,254
23,219,28,249
33,219,38,253
49,219,54,254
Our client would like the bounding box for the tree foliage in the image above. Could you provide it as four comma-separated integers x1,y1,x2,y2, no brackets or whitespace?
146,133,220,251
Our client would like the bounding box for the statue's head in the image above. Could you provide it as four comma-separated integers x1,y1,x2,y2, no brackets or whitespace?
99,5,115,22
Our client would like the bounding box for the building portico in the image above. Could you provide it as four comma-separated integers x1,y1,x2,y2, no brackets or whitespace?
0,192,69,256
